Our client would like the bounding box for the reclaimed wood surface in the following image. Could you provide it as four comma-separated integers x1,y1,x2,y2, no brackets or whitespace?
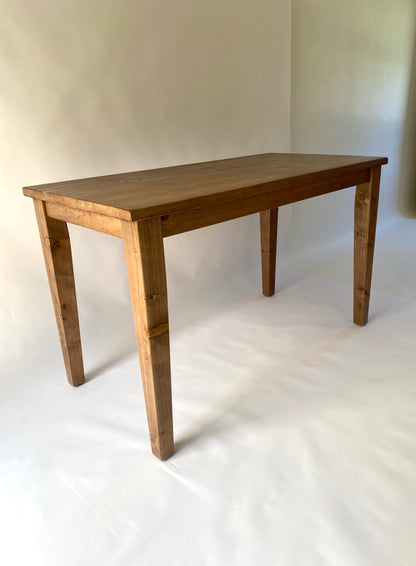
260,208,278,297
122,218,173,460
23,154,387,221
354,166,381,326
34,199,85,386
160,168,370,237
46,202,122,237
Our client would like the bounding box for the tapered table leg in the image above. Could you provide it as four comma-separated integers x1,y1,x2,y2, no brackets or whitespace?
260,208,278,296
33,199,85,386
122,218,174,460
354,166,381,326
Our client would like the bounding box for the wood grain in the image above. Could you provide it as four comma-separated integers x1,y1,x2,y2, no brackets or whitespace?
354,166,381,326
260,209,278,296
23,153,388,221
46,202,122,237
161,168,370,237
122,218,173,460
25,154,388,460
34,199,85,386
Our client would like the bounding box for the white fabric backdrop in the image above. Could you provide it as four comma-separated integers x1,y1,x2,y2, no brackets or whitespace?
0,0,291,365
1,218,416,566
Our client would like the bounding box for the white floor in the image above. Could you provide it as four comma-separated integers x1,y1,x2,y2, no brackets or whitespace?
1,219,416,566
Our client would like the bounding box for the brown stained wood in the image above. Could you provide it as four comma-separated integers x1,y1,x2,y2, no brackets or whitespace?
354,166,381,326
24,153,388,460
33,199,85,386
23,153,388,221
161,168,370,237
260,209,278,296
46,202,122,237
122,218,173,460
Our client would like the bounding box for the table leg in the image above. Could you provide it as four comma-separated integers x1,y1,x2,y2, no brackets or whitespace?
33,199,85,386
354,166,381,326
260,208,278,296
122,218,174,460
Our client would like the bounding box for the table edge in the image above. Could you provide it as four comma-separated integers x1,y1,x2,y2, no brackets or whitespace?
22,156,388,221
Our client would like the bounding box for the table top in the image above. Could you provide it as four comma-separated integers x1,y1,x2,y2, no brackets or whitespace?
23,153,387,221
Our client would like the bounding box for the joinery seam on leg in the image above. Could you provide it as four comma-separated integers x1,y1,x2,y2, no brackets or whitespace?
145,323,169,339
143,293,165,302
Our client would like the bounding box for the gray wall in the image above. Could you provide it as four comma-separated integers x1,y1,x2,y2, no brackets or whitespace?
285,0,415,260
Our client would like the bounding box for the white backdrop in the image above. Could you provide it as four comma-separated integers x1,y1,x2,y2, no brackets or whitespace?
1,1,416,565
287,0,416,256
0,0,291,366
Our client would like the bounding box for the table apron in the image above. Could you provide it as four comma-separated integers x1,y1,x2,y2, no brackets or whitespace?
161,168,371,237
45,201,123,237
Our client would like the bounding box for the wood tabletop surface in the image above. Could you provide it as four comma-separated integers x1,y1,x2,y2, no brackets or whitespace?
23,153,388,221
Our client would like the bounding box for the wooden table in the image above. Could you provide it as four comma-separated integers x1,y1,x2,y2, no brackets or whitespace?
23,153,388,460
